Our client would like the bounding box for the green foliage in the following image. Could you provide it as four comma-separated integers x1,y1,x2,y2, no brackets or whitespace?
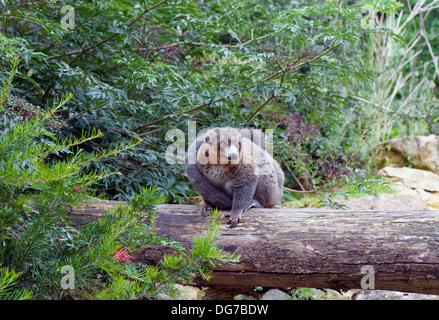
0,0,414,204
87,206,237,300
0,267,32,300
1,0,438,299
344,0,439,145
0,59,236,299
289,287,315,300
190,209,239,280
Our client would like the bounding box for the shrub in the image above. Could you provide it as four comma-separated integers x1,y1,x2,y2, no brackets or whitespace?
1,0,406,204
0,58,236,299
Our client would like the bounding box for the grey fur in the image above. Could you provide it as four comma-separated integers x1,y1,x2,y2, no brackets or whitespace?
185,127,284,227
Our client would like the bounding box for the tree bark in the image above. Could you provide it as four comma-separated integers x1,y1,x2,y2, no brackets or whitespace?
71,202,439,295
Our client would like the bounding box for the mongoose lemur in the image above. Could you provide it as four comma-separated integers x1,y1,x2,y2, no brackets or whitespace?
185,127,284,227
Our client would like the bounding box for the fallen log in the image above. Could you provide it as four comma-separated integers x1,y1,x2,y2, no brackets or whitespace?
71,202,439,295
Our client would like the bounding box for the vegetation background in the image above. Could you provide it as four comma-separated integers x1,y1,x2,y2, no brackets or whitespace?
0,0,438,299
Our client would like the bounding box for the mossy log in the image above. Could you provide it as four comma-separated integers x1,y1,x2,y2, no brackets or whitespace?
71,201,439,295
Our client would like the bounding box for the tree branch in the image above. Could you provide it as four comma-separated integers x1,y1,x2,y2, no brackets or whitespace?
66,101,109,122
133,96,229,132
282,160,306,192
283,186,315,194
245,93,275,126
48,33,266,61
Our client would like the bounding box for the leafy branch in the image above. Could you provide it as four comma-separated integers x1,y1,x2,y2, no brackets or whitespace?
43,0,170,98
68,0,170,66
133,40,341,131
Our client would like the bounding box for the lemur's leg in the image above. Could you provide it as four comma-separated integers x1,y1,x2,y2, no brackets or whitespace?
186,140,233,215
248,199,263,209
186,163,233,211
228,179,258,228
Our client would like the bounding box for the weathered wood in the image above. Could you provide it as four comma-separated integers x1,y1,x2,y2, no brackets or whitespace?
71,202,439,294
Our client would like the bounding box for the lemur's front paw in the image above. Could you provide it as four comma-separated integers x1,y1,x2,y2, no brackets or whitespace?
200,206,212,217
228,212,242,228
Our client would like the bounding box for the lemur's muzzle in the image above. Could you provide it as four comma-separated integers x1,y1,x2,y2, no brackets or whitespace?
226,146,239,162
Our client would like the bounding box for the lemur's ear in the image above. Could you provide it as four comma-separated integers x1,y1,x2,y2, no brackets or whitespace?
204,128,220,144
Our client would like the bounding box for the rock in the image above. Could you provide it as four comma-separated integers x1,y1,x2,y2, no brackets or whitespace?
158,284,205,300
335,193,426,210
378,167,439,209
352,290,439,300
379,167,439,192
260,289,291,300
173,284,205,300
413,188,439,210
373,146,406,169
373,136,439,209
374,135,439,173
311,289,355,300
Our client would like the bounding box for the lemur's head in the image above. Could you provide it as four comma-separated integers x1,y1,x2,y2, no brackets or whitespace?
200,127,242,165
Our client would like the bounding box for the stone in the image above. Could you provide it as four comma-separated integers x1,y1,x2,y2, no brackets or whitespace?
374,135,439,174
312,289,354,300
352,290,439,300
373,146,406,169
414,189,439,210
393,135,439,174
260,289,290,300
170,284,205,300
174,284,205,300
335,192,426,210
379,167,439,192
378,167,439,209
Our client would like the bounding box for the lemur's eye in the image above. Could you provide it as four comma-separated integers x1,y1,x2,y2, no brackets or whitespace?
236,142,241,149
220,142,226,148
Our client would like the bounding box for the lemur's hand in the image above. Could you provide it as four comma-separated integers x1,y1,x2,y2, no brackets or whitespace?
228,210,242,228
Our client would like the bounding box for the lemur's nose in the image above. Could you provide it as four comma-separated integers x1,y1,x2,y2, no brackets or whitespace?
226,145,239,162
